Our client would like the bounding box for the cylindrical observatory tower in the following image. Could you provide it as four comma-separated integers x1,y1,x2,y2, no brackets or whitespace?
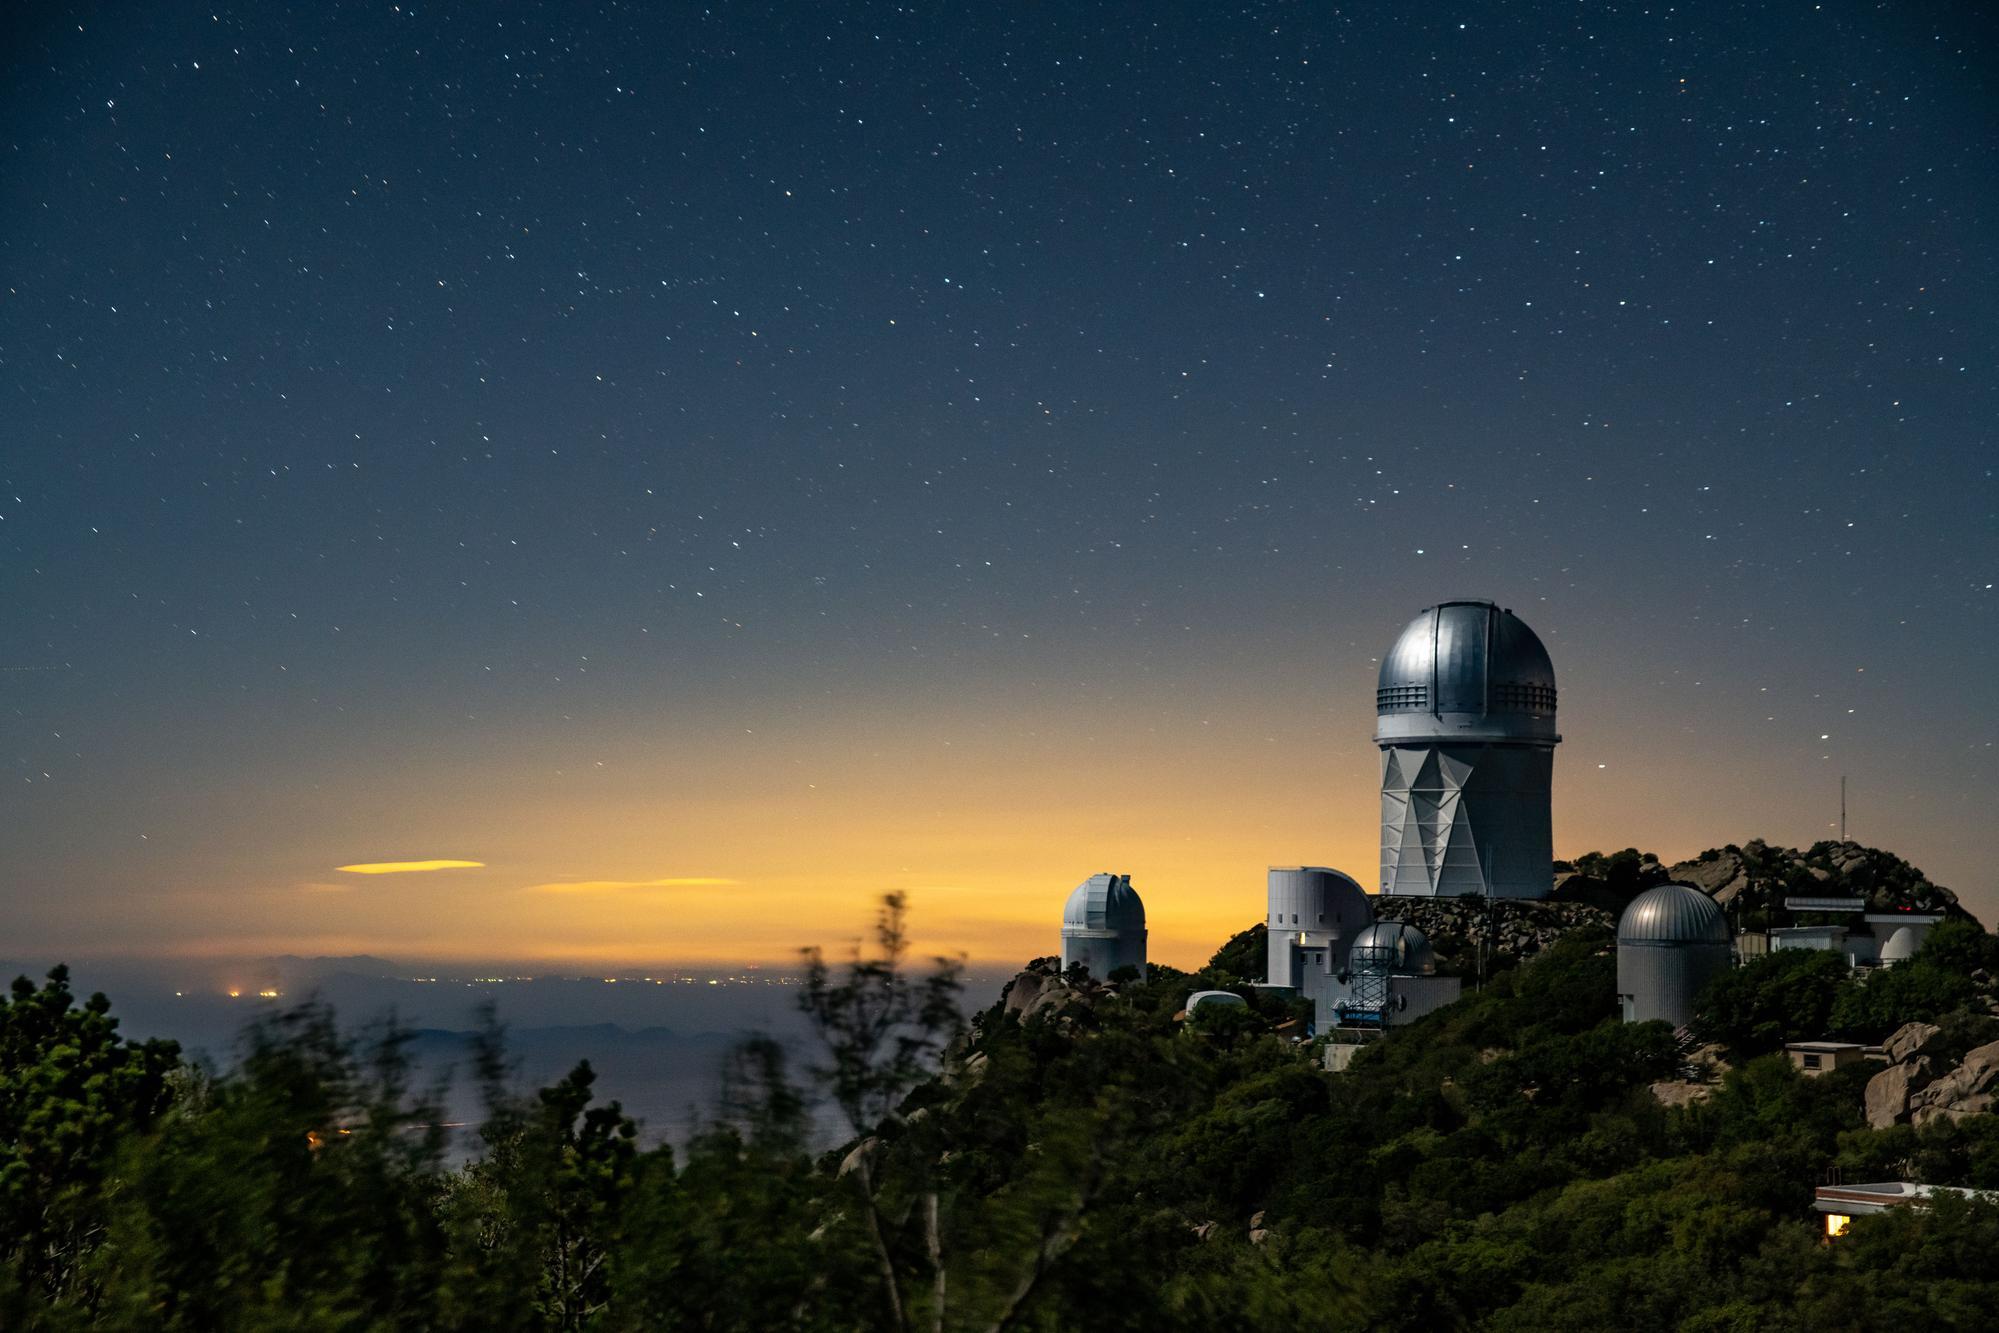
1375,601,1560,899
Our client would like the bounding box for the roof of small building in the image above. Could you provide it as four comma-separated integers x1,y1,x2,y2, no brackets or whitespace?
1813,1181,1999,1215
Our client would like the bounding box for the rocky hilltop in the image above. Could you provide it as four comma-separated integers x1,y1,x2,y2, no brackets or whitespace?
1546,838,1965,926
1348,840,1963,977
1666,839,1964,922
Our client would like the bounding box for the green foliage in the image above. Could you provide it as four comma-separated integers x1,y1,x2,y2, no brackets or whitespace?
0,966,180,1319
1203,922,1266,982
1829,963,1975,1040
1567,847,1668,895
1692,948,1851,1055
1914,918,1999,978
89,1004,453,1330
8,882,1999,1330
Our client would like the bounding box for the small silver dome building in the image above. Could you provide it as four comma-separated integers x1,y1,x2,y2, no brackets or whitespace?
1266,866,1373,989
1060,872,1147,980
1376,601,1561,899
1348,921,1438,976
1616,883,1732,1027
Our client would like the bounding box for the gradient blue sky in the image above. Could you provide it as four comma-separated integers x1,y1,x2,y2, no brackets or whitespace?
3,2,1993,967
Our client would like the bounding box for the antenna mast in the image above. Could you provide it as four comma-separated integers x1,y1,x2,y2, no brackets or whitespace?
1840,776,1847,842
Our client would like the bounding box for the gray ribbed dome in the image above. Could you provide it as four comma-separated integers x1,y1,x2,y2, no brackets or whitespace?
1375,601,1558,745
1063,873,1145,933
1349,921,1437,974
1617,883,1730,946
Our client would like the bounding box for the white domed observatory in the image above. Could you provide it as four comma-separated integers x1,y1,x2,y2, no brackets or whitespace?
1265,867,1373,990
1060,873,1147,981
1616,883,1733,1027
1376,601,1561,899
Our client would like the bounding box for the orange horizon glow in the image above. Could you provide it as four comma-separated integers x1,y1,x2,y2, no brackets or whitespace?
15,641,1989,972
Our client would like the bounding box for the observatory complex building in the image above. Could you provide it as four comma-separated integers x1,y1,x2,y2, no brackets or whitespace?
1376,601,1562,899
1263,867,1460,1032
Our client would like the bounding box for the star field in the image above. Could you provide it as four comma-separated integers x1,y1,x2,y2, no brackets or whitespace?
1,2,1993,963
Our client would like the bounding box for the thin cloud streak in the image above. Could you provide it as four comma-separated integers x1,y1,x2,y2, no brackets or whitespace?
337,860,486,874
525,877,739,894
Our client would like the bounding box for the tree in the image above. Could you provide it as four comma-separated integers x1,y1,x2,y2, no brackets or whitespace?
0,966,180,1319
797,892,964,1332
1692,948,1851,1055
439,1029,639,1331
89,1003,450,1330
1913,918,1999,979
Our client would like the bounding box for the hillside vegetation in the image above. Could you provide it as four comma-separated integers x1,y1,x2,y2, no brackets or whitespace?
3,845,1997,1330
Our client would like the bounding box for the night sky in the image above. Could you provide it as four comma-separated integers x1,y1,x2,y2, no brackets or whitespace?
4,2,1994,968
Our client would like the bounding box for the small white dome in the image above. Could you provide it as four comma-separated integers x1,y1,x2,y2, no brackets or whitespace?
1879,924,1927,964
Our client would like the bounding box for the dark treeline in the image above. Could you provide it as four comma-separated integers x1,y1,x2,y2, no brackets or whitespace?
7,893,1999,1330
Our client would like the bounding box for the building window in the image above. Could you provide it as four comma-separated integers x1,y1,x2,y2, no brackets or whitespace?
1803,1053,1822,1070
1825,1214,1850,1239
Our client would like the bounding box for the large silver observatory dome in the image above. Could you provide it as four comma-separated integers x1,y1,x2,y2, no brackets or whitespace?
1616,883,1733,1027
1375,601,1559,746
1375,600,1562,900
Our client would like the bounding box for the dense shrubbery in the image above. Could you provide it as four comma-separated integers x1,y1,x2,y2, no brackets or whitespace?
1693,926,1993,1056
6,901,1999,1330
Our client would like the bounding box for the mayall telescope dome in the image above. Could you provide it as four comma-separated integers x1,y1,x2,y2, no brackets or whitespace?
1375,600,1563,899
1375,600,1559,746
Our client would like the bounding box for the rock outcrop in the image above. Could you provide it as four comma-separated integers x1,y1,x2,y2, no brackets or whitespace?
1866,1059,1926,1130
1884,1021,1941,1065
1910,1040,1999,1127
1671,849,1753,905
1864,1022,1999,1129
1650,1080,1714,1109
1374,897,1612,973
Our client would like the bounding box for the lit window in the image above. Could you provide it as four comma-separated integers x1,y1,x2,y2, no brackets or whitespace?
1825,1214,1850,1239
